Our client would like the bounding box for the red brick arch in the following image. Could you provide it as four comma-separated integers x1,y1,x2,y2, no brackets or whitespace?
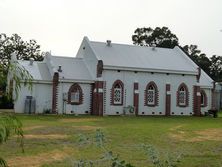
110,80,124,106
68,83,83,105
144,81,159,107
177,83,189,107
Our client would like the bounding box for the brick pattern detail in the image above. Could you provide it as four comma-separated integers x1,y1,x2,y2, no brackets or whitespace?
52,72,59,113
67,83,83,105
89,84,94,114
144,81,159,107
97,60,103,78
103,81,107,114
176,83,189,107
193,86,201,116
93,81,104,116
133,82,139,116
110,80,124,106
200,89,207,107
165,84,171,116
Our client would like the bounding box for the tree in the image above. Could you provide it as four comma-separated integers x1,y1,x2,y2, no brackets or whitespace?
209,55,222,81
132,27,179,48
0,33,43,77
0,33,42,96
182,45,211,75
0,115,24,167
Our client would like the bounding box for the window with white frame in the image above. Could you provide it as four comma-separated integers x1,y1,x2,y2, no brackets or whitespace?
200,91,206,107
147,85,155,105
71,90,80,103
113,84,122,104
68,83,82,105
178,87,186,106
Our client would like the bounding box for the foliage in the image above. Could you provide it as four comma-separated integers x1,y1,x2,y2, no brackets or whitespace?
209,55,222,81
182,45,212,75
132,27,179,48
75,129,181,167
6,61,33,100
132,26,222,81
0,33,42,96
0,95,13,109
0,33,43,71
75,129,135,167
0,115,24,167
142,144,181,167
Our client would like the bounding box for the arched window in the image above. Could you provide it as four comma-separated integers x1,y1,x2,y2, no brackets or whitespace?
68,83,83,105
177,83,189,107
111,80,124,105
200,90,207,107
145,81,158,106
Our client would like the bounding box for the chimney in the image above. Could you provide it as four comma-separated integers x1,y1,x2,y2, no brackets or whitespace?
29,58,34,65
106,40,111,47
58,65,62,72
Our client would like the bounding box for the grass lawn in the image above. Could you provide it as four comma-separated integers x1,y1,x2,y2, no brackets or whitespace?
1,113,222,167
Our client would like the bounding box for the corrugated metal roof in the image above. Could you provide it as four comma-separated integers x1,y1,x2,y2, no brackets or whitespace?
89,41,198,74
18,60,51,81
50,56,93,81
199,70,213,88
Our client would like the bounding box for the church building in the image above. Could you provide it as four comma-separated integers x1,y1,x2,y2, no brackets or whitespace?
9,37,215,116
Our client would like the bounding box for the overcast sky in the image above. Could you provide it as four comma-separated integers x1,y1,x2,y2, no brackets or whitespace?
0,0,221,57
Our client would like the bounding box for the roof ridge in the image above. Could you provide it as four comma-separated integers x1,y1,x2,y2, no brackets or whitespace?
51,55,83,60
90,40,174,51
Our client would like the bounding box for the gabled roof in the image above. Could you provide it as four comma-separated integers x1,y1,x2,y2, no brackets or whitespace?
49,56,93,82
17,60,51,81
199,70,213,88
89,41,198,75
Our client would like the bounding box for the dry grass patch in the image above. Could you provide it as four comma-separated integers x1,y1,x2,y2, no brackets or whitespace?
169,126,222,142
24,134,68,139
60,118,99,123
7,149,71,167
72,125,101,131
23,125,45,131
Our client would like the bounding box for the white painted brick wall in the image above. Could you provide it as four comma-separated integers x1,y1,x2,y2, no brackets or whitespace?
102,69,197,116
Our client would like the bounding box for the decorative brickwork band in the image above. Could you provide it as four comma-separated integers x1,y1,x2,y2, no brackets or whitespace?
165,84,171,116
193,85,201,116
133,82,139,116
92,81,104,116
144,81,159,107
90,84,94,114
68,83,83,105
52,72,59,113
177,83,189,107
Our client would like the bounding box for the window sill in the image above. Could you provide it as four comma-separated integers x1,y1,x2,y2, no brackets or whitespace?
112,103,123,106
178,105,187,107
70,102,82,105
146,104,157,107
